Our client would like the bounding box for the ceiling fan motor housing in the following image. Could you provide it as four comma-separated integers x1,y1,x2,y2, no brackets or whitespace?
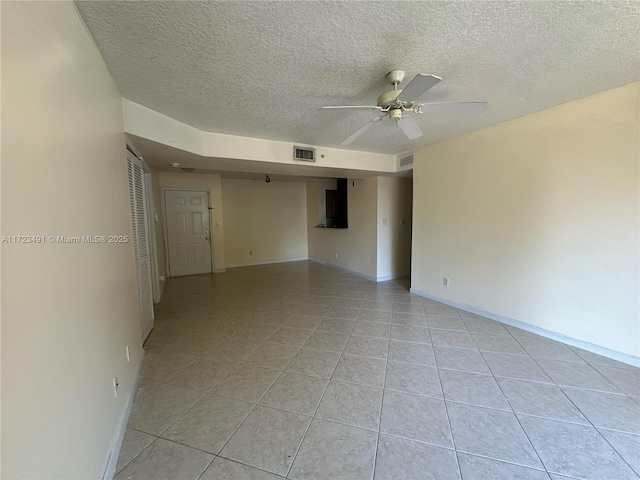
377,89,402,108
378,70,407,108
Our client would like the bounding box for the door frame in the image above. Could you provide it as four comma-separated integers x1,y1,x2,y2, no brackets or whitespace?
143,172,162,303
161,188,214,278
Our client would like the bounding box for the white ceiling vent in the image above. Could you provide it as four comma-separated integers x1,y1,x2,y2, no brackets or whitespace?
294,146,315,162
399,153,414,167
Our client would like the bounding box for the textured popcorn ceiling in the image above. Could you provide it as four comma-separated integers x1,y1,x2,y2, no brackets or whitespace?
77,1,639,155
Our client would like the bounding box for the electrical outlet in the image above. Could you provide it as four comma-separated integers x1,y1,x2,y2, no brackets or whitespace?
401,218,406,225
443,278,449,287
113,377,119,397
126,345,130,362
334,252,338,259
160,275,165,282
382,219,387,226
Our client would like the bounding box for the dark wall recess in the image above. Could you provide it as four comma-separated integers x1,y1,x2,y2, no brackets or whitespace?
334,178,348,228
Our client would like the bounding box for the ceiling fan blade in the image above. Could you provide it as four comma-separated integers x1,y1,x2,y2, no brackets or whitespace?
418,102,489,114
341,117,383,145
397,74,441,103
322,105,383,110
397,116,423,140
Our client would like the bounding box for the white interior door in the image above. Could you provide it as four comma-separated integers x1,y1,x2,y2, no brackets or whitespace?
164,190,213,276
127,152,154,340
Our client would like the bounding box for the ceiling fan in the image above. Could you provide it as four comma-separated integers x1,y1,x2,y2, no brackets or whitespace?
323,70,489,145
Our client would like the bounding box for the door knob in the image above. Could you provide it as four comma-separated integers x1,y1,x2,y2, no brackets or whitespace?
205,236,210,241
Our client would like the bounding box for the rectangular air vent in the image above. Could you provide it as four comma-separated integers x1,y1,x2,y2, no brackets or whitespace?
399,153,414,167
294,146,315,162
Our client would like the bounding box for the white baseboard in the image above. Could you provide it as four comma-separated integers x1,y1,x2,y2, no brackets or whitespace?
308,257,328,267
308,258,408,283
376,273,409,282
308,257,378,282
410,288,640,368
214,268,227,273
226,257,309,269
102,351,145,480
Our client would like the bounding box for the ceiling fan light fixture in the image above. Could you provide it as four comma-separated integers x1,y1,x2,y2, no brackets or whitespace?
389,109,403,121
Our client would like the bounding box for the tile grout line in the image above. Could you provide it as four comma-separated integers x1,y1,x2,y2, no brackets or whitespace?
371,291,395,480
284,276,368,478
114,435,161,476
472,337,549,474
433,307,463,478
453,446,552,473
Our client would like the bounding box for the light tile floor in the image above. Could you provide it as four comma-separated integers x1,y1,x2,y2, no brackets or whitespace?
116,261,640,479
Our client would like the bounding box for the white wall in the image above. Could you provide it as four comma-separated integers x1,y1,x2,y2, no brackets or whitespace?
2,2,143,478
222,179,308,267
157,171,226,272
377,177,413,280
307,178,378,279
412,82,640,357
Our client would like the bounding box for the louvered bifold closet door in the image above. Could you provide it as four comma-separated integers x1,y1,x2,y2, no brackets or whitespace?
127,152,154,341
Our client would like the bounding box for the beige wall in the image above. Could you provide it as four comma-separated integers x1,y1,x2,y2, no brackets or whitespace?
1,2,143,478
157,171,226,272
307,178,378,279
412,82,640,357
377,177,413,280
222,179,308,267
